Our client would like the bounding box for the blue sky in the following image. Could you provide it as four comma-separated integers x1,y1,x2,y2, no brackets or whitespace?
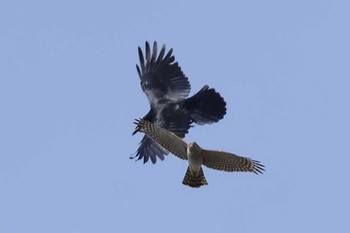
1,0,349,232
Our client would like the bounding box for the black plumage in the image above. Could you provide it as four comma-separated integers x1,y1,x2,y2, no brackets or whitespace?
131,41,227,164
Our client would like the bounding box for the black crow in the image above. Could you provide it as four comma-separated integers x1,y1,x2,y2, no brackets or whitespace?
131,41,227,164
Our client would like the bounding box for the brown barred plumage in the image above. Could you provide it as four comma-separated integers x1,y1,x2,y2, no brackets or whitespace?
134,119,265,188
182,167,208,188
134,119,187,160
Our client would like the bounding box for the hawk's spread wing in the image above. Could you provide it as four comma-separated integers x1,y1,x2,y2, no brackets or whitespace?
137,41,191,107
201,149,265,174
133,106,192,163
134,119,188,160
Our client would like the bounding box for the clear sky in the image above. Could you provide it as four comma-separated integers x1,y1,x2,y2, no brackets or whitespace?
1,0,349,232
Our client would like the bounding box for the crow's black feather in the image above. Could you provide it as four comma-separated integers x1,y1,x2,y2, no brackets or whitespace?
132,41,227,164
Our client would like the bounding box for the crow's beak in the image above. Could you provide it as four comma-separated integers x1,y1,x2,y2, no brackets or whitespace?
132,118,141,135
132,128,139,135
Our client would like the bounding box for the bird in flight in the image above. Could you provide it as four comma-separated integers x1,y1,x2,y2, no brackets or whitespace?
133,119,265,188
131,41,227,164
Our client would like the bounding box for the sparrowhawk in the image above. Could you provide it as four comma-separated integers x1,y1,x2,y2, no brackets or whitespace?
133,119,265,188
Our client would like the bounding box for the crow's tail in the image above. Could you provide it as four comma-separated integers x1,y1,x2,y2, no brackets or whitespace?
184,85,227,125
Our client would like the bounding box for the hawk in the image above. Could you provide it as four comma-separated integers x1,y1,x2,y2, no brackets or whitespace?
131,41,227,164
133,119,265,188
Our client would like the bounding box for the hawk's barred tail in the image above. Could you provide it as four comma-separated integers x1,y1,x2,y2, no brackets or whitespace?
182,166,208,188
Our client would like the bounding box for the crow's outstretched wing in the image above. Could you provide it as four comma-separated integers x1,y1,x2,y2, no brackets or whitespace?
134,136,169,164
136,41,191,107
